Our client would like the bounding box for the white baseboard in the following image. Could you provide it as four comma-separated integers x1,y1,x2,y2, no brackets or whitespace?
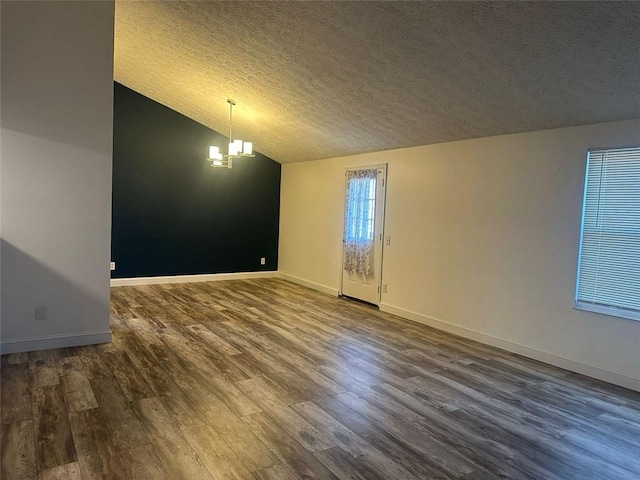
111,271,279,287
278,272,340,297
380,302,640,393
0,329,112,355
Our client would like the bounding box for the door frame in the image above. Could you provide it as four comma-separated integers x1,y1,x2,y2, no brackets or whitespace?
339,163,388,305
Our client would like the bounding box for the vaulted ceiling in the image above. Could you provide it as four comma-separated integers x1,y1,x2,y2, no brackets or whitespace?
115,1,640,164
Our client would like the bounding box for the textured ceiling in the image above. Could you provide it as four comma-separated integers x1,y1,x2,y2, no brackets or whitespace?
115,1,640,164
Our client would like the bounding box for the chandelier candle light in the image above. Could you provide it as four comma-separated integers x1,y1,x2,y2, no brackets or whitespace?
208,99,254,169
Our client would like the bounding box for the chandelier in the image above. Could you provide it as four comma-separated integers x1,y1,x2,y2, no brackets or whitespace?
208,99,254,169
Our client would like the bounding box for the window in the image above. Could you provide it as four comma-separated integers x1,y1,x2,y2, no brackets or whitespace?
575,146,640,321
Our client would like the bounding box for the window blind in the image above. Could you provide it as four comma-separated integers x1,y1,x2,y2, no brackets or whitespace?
575,146,640,321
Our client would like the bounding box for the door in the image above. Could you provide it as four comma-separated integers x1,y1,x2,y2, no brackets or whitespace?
341,165,386,305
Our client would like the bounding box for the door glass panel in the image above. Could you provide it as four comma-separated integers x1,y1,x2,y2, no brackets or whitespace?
344,169,377,276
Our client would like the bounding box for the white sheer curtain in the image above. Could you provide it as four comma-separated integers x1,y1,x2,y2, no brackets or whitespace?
344,169,377,275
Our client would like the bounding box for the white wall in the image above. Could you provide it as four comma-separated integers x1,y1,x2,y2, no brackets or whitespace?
0,1,115,353
280,119,640,391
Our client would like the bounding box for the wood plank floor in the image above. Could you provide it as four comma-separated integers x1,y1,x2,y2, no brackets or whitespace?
2,278,639,479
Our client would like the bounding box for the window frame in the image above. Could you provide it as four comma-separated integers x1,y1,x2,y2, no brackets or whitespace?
574,144,640,322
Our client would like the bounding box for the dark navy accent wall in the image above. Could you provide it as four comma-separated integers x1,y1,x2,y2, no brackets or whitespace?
111,82,281,278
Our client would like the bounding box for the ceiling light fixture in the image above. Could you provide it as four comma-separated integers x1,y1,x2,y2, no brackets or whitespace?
208,99,254,169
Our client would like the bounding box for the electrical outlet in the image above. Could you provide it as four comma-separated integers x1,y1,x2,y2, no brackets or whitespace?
260,257,266,265
383,284,388,293
385,236,391,246
110,262,116,271
36,306,47,321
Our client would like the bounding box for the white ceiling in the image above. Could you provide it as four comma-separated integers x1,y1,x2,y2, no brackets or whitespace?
115,1,640,164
